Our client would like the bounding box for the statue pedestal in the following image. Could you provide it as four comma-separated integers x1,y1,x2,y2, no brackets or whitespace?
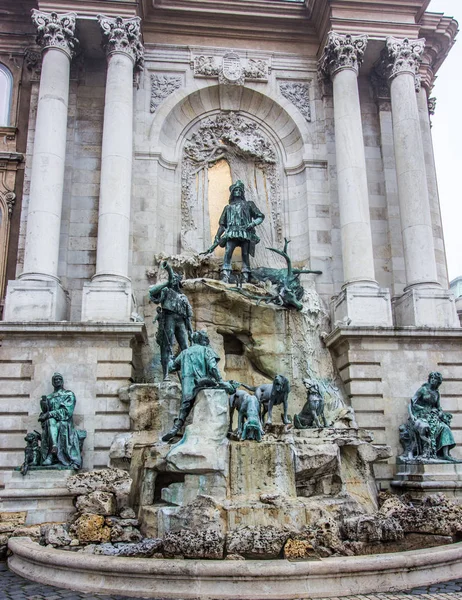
391,460,462,502
0,469,76,524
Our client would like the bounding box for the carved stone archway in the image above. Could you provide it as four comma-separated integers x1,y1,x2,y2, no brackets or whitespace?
180,112,285,267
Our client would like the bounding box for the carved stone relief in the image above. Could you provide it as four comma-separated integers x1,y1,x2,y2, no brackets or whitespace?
319,32,368,79
150,74,182,113
181,112,282,262
192,56,219,77
278,81,311,121
385,37,425,79
97,15,144,70
24,48,42,81
31,10,78,58
219,52,244,85
244,59,269,80
191,53,269,84
375,37,425,92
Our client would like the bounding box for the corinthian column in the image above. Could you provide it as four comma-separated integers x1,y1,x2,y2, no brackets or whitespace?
383,37,458,327
4,11,77,321
81,16,144,322
319,32,392,327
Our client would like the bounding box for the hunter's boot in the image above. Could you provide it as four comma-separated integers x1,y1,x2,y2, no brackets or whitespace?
161,417,184,442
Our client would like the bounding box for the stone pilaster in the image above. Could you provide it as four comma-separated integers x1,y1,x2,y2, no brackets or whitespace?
319,32,392,327
81,16,144,322
3,11,77,322
382,37,458,327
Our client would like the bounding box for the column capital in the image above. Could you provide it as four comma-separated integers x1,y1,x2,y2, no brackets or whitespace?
97,15,144,70
318,32,368,79
31,10,78,59
385,37,425,80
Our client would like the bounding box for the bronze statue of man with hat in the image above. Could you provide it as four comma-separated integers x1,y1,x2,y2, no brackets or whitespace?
205,180,265,283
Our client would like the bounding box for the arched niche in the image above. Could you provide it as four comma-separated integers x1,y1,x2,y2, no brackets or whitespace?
146,83,313,265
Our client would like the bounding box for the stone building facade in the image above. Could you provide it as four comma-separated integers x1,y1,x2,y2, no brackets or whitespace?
0,0,460,495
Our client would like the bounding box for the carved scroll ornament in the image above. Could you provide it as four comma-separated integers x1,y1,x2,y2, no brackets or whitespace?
385,37,425,79
319,32,368,78
97,15,144,70
31,10,78,58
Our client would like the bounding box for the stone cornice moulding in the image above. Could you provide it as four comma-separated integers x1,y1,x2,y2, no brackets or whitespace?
318,31,368,79
37,1,138,19
419,13,459,89
97,14,144,70
31,9,78,58
0,321,147,343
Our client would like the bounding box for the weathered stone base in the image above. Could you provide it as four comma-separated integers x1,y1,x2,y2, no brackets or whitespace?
81,280,132,322
332,283,393,327
8,537,462,599
393,286,459,328
392,460,462,501
0,471,75,525
4,279,69,321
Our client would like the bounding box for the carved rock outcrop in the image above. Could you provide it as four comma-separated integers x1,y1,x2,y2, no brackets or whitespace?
75,491,117,516
226,525,294,559
93,539,163,557
67,468,131,510
163,527,224,559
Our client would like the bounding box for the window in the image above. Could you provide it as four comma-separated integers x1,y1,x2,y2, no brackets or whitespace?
0,64,13,127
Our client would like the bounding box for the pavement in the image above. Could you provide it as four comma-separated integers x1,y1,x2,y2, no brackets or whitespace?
1,561,462,600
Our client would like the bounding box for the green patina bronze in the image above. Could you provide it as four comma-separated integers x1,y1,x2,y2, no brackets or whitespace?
399,372,459,462
19,373,86,475
202,180,265,283
294,379,328,429
231,238,322,310
162,330,236,442
149,261,194,381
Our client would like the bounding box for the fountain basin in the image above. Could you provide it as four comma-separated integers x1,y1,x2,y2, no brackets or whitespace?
8,537,462,599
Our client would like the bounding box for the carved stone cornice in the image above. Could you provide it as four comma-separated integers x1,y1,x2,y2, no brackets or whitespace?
318,32,368,79
31,10,78,59
97,15,144,70
385,37,425,80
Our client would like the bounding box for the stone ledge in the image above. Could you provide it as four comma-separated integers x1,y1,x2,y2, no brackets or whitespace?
8,537,462,599
325,326,462,347
0,489,73,499
0,321,147,342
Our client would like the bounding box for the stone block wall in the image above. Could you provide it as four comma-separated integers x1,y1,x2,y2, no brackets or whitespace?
326,328,462,489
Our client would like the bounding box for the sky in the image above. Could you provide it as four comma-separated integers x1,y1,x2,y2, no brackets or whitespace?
427,0,462,282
